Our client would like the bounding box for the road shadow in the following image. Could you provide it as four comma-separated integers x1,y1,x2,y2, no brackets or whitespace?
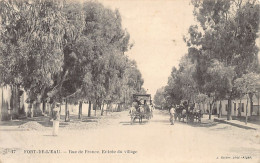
0,120,28,126
81,119,98,123
43,135,59,137
0,128,29,131
156,110,169,116
183,121,219,128
61,115,102,120
0,114,106,128
151,119,170,123
120,120,149,125
158,118,219,128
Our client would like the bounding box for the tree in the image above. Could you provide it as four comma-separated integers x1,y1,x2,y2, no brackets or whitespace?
0,0,66,118
234,72,260,124
0,0,143,121
178,55,198,105
164,67,183,106
154,87,166,109
185,0,260,120
204,59,235,119
194,93,208,110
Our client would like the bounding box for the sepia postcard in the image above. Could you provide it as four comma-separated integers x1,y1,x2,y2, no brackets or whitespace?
0,0,259,163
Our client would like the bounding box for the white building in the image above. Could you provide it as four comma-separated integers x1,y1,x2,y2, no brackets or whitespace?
215,93,260,117
194,92,260,118
0,85,44,120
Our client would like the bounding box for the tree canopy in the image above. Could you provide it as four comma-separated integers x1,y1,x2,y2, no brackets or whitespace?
155,0,260,120
0,0,146,118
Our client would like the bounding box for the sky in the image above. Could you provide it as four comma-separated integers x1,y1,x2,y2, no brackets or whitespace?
99,0,196,97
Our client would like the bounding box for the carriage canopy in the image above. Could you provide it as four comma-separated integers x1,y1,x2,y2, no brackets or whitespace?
133,94,152,105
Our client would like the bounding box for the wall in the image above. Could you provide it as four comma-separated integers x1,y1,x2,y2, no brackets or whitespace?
216,98,252,117
0,86,38,120
0,86,11,120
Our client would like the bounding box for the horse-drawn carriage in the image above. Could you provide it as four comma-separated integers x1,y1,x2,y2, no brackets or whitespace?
129,94,154,124
174,102,203,123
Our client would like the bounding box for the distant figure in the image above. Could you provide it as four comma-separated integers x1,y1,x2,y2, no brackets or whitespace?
52,103,60,136
169,106,175,125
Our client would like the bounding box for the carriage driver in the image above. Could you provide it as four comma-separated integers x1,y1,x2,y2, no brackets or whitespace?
169,105,175,125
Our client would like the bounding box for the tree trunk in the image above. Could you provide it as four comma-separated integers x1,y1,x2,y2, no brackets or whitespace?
13,85,18,119
10,85,19,120
249,93,253,116
42,101,46,114
94,101,97,116
239,98,242,117
88,101,91,117
106,103,108,115
246,94,248,125
117,104,121,112
101,102,104,116
209,103,212,120
227,98,232,120
218,101,222,118
29,102,33,118
78,101,82,119
10,85,14,120
257,91,260,116
65,99,70,122
46,103,50,116
50,102,55,119
32,101,37,117
17,87,21,115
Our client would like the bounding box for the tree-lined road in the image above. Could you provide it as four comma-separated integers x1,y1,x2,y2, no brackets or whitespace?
1,110,259,163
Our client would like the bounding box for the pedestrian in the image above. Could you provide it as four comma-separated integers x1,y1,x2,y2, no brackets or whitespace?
52,103,60,136
169,106,175,125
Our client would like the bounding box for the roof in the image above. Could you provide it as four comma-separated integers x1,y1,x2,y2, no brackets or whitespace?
133,94,151,97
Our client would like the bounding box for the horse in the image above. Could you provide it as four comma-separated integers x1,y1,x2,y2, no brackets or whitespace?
129,106,136,114
129,107,136,124
175,105,192,123
174,106,182,121
175,105,187,122
193,109,202,123
181,109,188,122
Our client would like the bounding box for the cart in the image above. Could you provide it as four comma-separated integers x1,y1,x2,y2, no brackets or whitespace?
129,94,153,124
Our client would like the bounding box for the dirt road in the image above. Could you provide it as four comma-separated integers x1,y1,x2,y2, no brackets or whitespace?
0,109,259,163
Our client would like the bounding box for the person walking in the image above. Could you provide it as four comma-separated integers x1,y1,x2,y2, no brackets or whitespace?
52,103,60,136
169,106,175,125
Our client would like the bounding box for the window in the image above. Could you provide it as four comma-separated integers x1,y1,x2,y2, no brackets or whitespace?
234,103,236,111
225,104,228,111
241,103,244,112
